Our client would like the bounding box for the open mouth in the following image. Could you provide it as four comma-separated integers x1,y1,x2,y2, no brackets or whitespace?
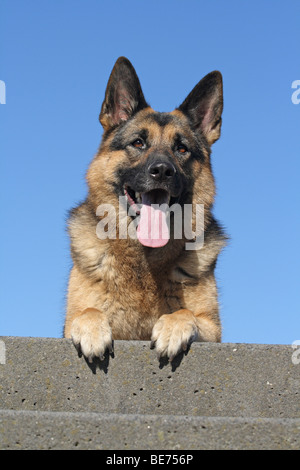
124,186,171,248
124,185,142,210
124,186,171,210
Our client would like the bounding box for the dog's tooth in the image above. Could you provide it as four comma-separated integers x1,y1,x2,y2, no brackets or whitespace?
135,192,141,203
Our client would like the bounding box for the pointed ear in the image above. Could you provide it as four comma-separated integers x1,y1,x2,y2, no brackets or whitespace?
99,57,148,132
178,71,223,146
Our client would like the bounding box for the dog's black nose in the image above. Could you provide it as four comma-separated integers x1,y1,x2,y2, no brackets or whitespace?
148,161,176,182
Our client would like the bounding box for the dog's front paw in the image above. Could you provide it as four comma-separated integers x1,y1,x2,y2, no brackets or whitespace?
70,308,113,362
151,310,199,362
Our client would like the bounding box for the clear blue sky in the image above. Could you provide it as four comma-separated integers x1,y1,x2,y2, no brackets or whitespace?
0,0,299,345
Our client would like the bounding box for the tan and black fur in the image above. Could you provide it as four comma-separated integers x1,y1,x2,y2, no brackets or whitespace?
64,57,226,362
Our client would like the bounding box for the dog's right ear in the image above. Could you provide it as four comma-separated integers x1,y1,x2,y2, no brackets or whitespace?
99,57,149,132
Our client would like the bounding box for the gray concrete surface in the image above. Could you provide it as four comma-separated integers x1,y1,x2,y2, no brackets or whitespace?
0,337,299,449
1,410,299,450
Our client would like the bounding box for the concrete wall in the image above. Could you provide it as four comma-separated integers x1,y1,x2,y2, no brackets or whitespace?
0,337,299,449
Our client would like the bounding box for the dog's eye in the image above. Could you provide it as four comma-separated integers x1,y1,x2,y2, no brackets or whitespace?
177,144,188,154
131,139,144,149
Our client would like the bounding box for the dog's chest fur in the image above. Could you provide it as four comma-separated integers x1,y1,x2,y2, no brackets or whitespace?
67,201,225,339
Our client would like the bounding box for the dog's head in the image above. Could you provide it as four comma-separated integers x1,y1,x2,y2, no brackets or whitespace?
87,57,223,249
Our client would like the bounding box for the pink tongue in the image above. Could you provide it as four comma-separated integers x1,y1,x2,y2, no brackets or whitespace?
137,192,170,248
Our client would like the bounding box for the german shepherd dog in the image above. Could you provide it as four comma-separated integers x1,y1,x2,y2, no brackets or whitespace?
64,57,226,362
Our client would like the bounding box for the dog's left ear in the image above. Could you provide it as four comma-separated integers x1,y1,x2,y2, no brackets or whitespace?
99,57,148,132
178,71,223,145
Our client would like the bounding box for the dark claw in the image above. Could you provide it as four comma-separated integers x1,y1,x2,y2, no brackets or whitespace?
73,342,82,357
150,340,156,350
157,350,165,361
108,340,114,355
